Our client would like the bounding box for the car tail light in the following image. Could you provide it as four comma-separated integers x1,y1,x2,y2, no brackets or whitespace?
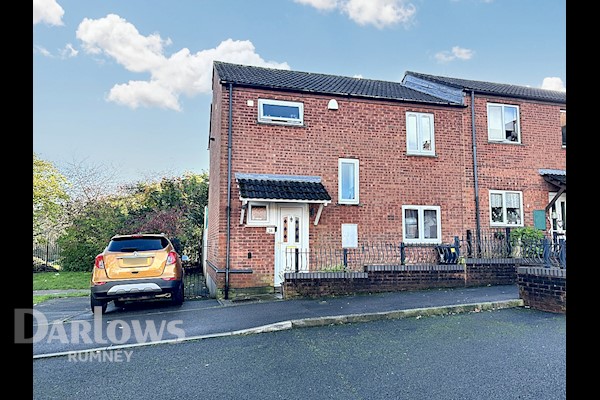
95,254,105,269
166,251,177,265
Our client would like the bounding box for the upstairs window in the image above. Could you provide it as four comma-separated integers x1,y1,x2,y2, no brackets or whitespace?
560,110,566,147
487,103,520,143
406,112,435,155
338,158,359,204
258,99,304,126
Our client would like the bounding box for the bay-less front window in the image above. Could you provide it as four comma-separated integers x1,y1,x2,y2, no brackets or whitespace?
402,205,441,244
487,103,520,143
489,190,523,226
406,112,435,155
258,99,304,125
338,158,359,204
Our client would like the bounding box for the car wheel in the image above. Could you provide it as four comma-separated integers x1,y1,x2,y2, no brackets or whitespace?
90,294,107,314
172,281,184,306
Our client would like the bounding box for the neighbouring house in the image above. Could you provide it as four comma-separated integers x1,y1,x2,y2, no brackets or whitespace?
204,61,566,300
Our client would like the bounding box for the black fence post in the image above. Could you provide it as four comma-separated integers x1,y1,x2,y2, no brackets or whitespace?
400,242,406,265
543,237,551,268
466,230,472,257
453,236,460,258
45,239,49,269
295,248,299,273
342,248,348,271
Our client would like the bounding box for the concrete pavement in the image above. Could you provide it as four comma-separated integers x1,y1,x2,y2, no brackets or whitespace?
30,284,524,358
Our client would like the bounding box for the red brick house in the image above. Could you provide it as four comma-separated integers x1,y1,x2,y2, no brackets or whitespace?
205,61,566,300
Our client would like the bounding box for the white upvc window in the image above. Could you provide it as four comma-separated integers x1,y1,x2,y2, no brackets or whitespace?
247,202,271,226
258,99,304,126
402,205,442,244
338,158,359,204
560,109,566,147
487,103,520,143
406,112,435,155
489,190,524,227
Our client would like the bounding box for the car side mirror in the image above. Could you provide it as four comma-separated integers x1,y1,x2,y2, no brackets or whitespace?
181,255,189,262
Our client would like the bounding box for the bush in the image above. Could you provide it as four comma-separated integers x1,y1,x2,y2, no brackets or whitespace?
510,226,545,257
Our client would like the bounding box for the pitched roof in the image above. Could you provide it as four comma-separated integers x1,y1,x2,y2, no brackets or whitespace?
403,71,566,104
235,173,331,202
214,61,462,106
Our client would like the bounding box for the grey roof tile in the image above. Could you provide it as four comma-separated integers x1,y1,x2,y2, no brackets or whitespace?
404,71,566,104
237,177,332,202
214,61,462,106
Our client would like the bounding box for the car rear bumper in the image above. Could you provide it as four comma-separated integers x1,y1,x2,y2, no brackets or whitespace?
91,278,181,301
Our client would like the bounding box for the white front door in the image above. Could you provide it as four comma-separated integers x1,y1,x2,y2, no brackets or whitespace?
549,192,566,241
274,205,308,286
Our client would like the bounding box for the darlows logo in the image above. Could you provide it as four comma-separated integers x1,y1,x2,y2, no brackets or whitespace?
15,307,185,345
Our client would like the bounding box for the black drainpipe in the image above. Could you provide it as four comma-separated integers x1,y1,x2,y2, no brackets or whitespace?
470,90,481,249
225,82,233,299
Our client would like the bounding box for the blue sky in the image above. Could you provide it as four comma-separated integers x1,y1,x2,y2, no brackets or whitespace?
33,0,566,185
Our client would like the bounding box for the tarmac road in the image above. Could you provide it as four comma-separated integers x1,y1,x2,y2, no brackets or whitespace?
32,306,566,400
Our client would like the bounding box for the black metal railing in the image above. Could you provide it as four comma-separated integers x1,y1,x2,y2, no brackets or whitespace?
284,231,566,273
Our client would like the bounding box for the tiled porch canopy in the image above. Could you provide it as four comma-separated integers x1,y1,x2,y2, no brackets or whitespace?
235,173,332,225
539,169,566,212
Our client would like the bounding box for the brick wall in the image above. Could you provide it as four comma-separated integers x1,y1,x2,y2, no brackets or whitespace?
462,94,566,229
283,263,517,298
517,267,566,313
207,78,566,297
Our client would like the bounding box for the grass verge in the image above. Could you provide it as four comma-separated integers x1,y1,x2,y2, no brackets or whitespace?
33,271,91,291
33,292,89,305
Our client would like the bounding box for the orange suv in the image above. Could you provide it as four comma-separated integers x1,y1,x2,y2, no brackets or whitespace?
90,233,186,313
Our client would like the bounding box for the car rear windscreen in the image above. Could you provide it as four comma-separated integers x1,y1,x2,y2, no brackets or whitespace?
107,237,169,252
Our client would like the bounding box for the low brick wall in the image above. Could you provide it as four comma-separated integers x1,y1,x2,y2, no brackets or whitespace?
517,267,566,314
283,262,518,299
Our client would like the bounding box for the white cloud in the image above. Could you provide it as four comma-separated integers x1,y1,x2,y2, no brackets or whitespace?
294,0,339,11
541,77,566,92
33,45,52,57
60,43,78,58
434,46,474,63
76,14,289,111
297,0,416,28
33,0,64,26
353,74,363,79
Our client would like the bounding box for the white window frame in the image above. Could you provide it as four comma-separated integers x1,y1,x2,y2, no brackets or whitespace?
489,190,524,227
402,205,442,244
560,109,566,148
258,99,304,126
338,158,359,205
487,103,521,144
406,112,435,156
246,202,272,226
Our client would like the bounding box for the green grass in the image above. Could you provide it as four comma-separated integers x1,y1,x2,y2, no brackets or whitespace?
33,292,88,304
33,271,91,290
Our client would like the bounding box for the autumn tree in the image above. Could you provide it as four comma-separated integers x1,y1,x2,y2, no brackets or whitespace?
33,153,69,241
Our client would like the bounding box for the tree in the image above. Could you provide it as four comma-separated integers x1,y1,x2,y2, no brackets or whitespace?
33,153,69,241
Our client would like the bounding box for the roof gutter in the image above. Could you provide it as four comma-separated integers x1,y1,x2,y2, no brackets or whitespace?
470,90,482,247
225,82,233,299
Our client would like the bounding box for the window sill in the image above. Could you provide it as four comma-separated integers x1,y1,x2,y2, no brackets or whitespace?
487,140,523,145
257,121,305,128
336,202,362,206
406,152,437,158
